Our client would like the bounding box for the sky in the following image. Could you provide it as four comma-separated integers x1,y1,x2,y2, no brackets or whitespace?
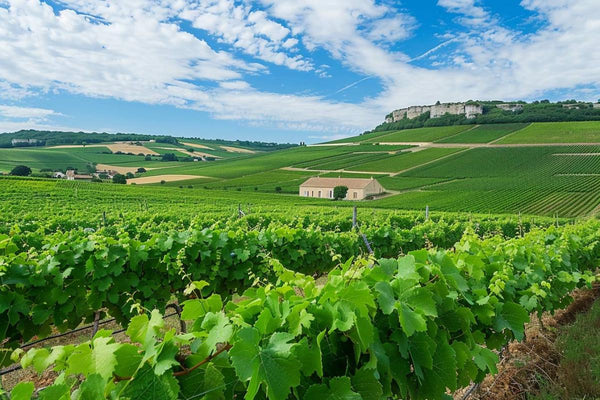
0,0,599,143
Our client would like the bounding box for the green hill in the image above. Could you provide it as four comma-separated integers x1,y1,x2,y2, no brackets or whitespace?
3,121,600,217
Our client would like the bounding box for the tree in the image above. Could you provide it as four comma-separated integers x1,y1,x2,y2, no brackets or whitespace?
137,167,146,173
275,186,282,193
144,155,152,161
125,172,134,179
333,186,348,200
10,165,31,176
112,174,127,184
161,153,178,162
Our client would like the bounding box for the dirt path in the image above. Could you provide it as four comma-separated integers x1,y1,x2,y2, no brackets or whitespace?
281,166,392,176
455,285,600,400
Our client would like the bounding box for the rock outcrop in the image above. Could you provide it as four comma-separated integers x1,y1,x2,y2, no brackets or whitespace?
386,102,483,123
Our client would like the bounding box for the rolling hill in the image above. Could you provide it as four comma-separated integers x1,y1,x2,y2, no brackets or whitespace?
3,120,600,217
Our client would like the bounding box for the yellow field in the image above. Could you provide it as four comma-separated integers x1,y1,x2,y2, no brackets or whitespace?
182,142,213,150
126,174,204,185
96,164,152,174
50,142,159,155
220,145,255,154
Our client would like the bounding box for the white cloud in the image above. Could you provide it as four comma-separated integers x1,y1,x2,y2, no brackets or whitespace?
178,0,312,71
0,105,59,119
0,0,599,140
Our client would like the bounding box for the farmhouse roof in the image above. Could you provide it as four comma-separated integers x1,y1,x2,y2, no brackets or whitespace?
300,177,377,189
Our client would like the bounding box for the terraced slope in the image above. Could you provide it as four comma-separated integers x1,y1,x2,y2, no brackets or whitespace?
436,123,530,143
497,121,600,143
363,125,473,142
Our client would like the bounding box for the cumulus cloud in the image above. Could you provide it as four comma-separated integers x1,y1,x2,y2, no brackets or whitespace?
0,0,599,138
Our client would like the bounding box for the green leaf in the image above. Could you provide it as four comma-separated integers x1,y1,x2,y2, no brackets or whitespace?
38,384,70,400
229,328,301,400
374,282,395,315
154,340,179,376
420,340,457,399
178,362,225,400
122,363,179,400
304,377,362,400
291,332,324,378
11,382,34,400
77,374,105,400
397,255,421,281
397,303,427,336
92,336,119,381
114,344,143,378
126,310,164,346
351,368,383,400
473,347,499,374
494,302,530,340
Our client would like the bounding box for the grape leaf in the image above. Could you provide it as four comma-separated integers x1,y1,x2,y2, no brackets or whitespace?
122,363,179,400
304,377,361,400
229,328,301,400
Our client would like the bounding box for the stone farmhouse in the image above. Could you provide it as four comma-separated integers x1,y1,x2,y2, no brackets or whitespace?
65,169,93,180
386,102,483,123
299,177,385,200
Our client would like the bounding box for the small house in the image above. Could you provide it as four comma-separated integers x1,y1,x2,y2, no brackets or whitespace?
66,170,93,180
299,177,385,200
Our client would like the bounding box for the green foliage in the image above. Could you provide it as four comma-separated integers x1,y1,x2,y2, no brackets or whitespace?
112,174,127,184
10,221,600,399
333,185,348,200
161,153,178,162
9,165,32,176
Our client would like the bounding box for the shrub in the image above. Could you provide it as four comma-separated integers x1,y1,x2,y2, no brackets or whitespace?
112,174,127,184
137,167,146,173
160,180,166,184
161,153,178,162
333,185,348,200
275,186,282,193
10,165,32,176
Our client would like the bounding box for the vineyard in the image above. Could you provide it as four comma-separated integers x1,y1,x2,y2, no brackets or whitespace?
2,121,600,398
1,174,599,399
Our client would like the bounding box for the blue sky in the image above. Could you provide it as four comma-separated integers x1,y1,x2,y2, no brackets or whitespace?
0,0,599,143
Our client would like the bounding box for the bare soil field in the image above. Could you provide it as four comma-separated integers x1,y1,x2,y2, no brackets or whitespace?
158,147,221,158
126,174,205,184
181,142,213,150
95,164,153,174
220,145,255,153
49,142,159,155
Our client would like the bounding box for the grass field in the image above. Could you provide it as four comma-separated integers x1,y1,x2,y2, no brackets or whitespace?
346,148,465,172
362,125,474,143
436,123,530,143
497,121,600,143
326,130,399,144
